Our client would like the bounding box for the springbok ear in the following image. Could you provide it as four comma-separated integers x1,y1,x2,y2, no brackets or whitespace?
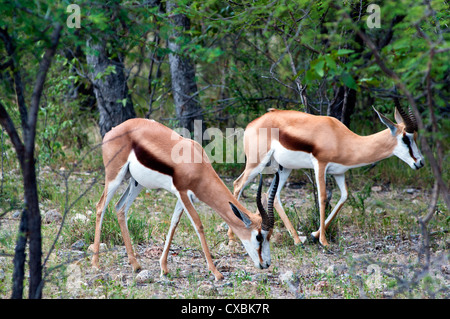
230,202,252,228
373,106,397,136
394,108,404,125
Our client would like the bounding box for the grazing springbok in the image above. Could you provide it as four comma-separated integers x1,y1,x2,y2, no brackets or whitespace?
92,118,279,280
232,104,424,247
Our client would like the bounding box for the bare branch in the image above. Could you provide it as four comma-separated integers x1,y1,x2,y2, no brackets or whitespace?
0,27,28,131
26,23,63,154
0,101,25,165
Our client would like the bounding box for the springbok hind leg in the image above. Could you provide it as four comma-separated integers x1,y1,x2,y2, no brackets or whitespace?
271,167,303,245
115,177,143,272
92,177,125,268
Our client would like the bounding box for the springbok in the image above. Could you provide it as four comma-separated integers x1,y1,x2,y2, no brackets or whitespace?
232,104,424,247
92,118,279,280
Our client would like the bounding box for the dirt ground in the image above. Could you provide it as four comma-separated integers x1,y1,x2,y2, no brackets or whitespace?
1,175,449,299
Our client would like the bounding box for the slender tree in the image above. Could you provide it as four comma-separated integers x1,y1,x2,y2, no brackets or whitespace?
166,1,204,134
86,39,136,138
0,22,62,299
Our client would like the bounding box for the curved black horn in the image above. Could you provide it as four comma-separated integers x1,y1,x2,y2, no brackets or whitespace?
408,108,418,132
256,173,268,227
393,91,417,133
265,171,279,231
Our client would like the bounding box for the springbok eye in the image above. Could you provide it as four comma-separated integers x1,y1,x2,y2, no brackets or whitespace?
256,232,263,243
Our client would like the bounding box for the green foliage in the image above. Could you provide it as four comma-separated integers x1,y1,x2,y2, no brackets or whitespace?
63,206,149,247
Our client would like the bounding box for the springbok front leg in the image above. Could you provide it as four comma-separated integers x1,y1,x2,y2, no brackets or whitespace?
312,160,329,246
311,174,348,242
179,192,224,281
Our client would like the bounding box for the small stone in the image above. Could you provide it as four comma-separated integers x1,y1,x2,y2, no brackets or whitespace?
11,210,21,219
135,270,153,284
326,265,336,276
441,265,450,275
298,235,307,244
279,270,294,284
371,186,382,192
71,239,86,251
43,209,63,224
71,213,89,224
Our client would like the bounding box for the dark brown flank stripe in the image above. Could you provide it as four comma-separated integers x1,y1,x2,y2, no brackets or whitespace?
132,142,174,176
279,130,315,154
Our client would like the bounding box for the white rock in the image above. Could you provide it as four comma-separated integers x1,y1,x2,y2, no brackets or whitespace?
279,270,294,284
43,209,62,224
371,186,382,192
71,213,89,224
135,270,153,284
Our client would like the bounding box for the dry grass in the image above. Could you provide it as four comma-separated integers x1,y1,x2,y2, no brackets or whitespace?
1,167,448,299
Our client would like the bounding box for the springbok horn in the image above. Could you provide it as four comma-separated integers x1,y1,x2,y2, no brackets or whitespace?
257,171,280,231
408,108,418,132
394,94,417,133
256,173,268,229
266,171,279,231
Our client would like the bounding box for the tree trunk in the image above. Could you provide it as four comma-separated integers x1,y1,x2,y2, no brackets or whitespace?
86,40,136,138
22,154,42,298
11,209,27,299
166,1,204,134
1,23,62,299
328,86,357,127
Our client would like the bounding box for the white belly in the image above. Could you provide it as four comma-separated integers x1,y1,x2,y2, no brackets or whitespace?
326,162,369,175
127,150,177,194
271,140,368,174
271,140,314,169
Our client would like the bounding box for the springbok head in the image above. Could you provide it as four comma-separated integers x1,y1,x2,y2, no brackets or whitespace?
373,98,425,170
231,171,279,269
